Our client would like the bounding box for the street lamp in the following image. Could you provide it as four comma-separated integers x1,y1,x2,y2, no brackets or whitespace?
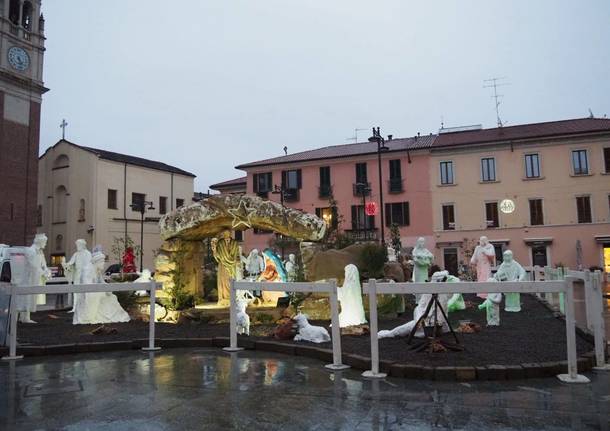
355,182,371,240
130,200,155,272
368,127,389,245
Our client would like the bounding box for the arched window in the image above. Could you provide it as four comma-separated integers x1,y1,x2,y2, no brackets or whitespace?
53,154,70,169
55,234,63,252
8,0,18,26
54,185,67,223
78,198,85,222
21,1,32,30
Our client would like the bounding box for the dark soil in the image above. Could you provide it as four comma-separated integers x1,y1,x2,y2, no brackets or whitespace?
19,294,593,367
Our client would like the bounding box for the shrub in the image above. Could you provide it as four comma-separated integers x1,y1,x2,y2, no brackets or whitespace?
358,243,388,279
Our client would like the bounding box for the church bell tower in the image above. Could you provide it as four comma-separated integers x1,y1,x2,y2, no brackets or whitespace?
0,0,47,245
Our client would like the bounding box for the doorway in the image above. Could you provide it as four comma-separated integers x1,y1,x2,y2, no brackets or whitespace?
443,248,459,276
531,244,548,267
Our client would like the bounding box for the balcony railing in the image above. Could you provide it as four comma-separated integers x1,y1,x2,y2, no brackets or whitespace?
318,184,332,199
353,182,371,197
283,188,299,202
257,191,269,199
344,228,378,242
388,178,404,193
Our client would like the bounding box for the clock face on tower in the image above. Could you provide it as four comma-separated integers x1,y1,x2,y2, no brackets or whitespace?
7,46,30,71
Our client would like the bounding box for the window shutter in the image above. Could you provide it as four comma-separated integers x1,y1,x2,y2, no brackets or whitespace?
253,174,259,193
315,208,321,218
403,202,410,225
385,203,391,226
297,169,302,189
281,171,287,189
351,205,357,230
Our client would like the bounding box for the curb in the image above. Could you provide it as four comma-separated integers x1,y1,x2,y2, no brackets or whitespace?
0,338,596,381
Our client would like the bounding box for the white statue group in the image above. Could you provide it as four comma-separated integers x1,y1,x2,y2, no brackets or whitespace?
62,239,130,325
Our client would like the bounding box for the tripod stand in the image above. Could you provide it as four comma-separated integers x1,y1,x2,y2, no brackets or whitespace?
406,293,463,353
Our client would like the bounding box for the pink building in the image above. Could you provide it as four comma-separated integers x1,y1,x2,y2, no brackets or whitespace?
214,117,610,275
232,135,437,253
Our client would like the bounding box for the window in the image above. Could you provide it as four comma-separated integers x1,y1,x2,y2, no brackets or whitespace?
54,185,67,223
315,207,337,229
385,202,409,226
529,199,543,225
576,196,592,223
485,202,499,228
176,198,185,208
493,244,504,264
319,166,331,198
107,189,118,210
572,150,589,175
525,154,540,178
355,163,367,184
440,161,454,185
389,159,403,192
481,158,496,182
78,199,85,222
604,148,610,173
131,193,145,211
253,172,272,197
282,169,301,190
442,204,455,230
159,197,167,215
36,205,42,227
0,261,11,283
351,205,374,230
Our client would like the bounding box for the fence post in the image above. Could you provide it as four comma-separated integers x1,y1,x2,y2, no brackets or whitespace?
362,279,385,378
592,271,609,370
325,279,349,371
142,280,161,352
558,277,590,383
2,286,23,361
583,270,595,332
224,279,243,352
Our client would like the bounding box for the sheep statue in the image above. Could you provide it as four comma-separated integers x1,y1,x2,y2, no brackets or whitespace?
236,297,251,336
293,313,331,343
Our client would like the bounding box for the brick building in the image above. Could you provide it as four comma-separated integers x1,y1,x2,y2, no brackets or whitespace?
0,1,47,246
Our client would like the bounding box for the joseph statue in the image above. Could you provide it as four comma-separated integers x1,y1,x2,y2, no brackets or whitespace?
211,231,240,306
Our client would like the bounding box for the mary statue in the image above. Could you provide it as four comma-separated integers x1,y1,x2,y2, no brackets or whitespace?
337,264,367,328
411,237,434,283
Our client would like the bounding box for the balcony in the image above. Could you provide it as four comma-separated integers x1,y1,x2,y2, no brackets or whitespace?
486,220,499,228
283,188,299,203
344,228,379,242
318,184,332,199
257,190,269,199
388,178,404,193
353,182,371,197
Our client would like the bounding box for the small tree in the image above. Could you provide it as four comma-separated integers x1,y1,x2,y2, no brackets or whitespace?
389,223,402,258
322,191,356,250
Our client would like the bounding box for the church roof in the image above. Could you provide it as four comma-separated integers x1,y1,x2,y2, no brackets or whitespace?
42,140,196,177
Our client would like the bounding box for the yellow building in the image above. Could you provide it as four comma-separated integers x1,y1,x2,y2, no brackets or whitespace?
37,140,195,271
429,118,610,274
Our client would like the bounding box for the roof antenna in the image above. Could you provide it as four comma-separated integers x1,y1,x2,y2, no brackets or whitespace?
346,128,367,143
483,77,510,127
588,108,595,119
283,146,288,155
440,115,445,130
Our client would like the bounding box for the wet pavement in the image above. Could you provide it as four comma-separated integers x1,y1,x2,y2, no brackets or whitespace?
0,348,608,430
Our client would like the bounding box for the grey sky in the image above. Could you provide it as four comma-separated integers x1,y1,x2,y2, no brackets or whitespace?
40,1,610,190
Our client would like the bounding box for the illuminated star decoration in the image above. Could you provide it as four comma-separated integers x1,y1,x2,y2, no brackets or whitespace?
228,199,257,230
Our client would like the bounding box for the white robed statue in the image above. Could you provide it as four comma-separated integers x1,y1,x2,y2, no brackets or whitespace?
470,236,496,298
494,250,526,312
17,233,51,323
337,264,367,327
411,237,434,283
72,250,130,325
63,239,92,313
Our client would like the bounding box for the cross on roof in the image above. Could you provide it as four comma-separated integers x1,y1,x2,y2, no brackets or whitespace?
60,119,68,140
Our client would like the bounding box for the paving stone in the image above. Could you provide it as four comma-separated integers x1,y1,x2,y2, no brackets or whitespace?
379,360,395,374
389,363,408,378
475,366,492,381
434,366,457,381
538,361,561,377
504,365,526,380
455,366,477,381
486,365,507,380
521,363,545,378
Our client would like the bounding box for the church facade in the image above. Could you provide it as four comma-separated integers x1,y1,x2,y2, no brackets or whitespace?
0,1,47,246
38,140,195,271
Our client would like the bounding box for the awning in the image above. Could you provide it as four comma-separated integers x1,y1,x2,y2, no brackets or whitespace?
594,235,610,244
524,237,553,245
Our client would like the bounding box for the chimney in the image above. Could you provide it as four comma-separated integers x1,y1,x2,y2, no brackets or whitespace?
387,134,393,141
